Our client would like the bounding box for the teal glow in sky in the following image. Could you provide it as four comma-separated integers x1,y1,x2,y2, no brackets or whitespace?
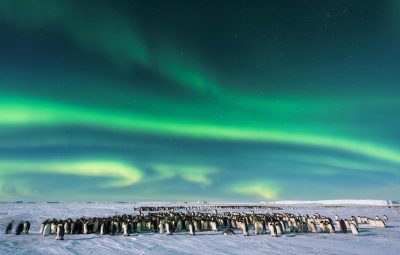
0,0,399,201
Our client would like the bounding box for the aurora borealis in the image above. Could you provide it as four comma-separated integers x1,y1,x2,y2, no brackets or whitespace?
0,0,399,201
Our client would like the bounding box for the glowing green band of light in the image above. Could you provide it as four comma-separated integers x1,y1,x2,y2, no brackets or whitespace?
1,94,400,164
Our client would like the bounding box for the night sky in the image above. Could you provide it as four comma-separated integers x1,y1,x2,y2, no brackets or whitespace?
0,0,399,201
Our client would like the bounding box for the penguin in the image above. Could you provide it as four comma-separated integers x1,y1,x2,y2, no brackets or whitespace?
350,222,359,236
122,221,130,236
110,220,116,235
210,219,218,231
39,221,46,235
339,219,347,233
301,221,308,233
309,221,317,234
268,222,277,237
241,221,249,236
127,220,133,235
43,222,51,236
335,219,341,231
189,221,195,236
344,219,350,230
193,220,200,232
201,219,209,231
176,219,183,232
92,218,99,233
223,228,235,235
159,221,165,234
22,221,30,234
83,221,89,234
288,220,294,232
375,219,386,228
51,222,57,235
275,222,282,236
15,222,24,235
383,215,388,222
254,220,262,235
136,221,141,233
5,221,13,234
100,221,107,235
326,222,335,234
319,221,327,233
74,220,82,234
56,223,65,240
165,222,172,235
369,219,376,227
69,221,75,234
64,221,70,235
290,219,297,233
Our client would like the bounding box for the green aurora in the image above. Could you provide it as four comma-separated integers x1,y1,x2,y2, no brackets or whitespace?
0,0,399,201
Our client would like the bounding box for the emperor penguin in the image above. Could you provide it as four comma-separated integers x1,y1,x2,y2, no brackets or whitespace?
189,221,195,236
326,222,335,234
344,219,350,230
193,220,200,232
15,222,24,235
51,222,57,235
22,221,30,234
301,221,308,232
165,222,172,235
113,220,119,234
275,222,283,236
335,219,341,231
5,221,14,234
241,221,249,236
339,219,347,233
122,221,130,236
268,222,277,237
159,221,165,234
110,220,116,235
319,221,327,233
369,219,376,227
64,221,70,235
40,221,46,235
292,219,299,233
92,218,99,233
350,222,359,236
43,222,51,236
99,221,104,235
254,220,263,235
56,223,65,240
176,219,183,232
223,228,235,235
127,220,133,234
83,221,89,234
288,220,294,232
309,221,317,233
100,221,108,235
375,219,386,228
210,219,218,231
136,221,142,233
69,221,75,234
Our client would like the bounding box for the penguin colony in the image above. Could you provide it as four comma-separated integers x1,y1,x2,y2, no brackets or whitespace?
3,208,388,240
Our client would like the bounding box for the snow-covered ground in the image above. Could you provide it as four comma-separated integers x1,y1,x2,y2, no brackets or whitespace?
1,201,399,255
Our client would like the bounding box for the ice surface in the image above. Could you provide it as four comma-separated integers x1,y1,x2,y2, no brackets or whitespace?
1,201,399,255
